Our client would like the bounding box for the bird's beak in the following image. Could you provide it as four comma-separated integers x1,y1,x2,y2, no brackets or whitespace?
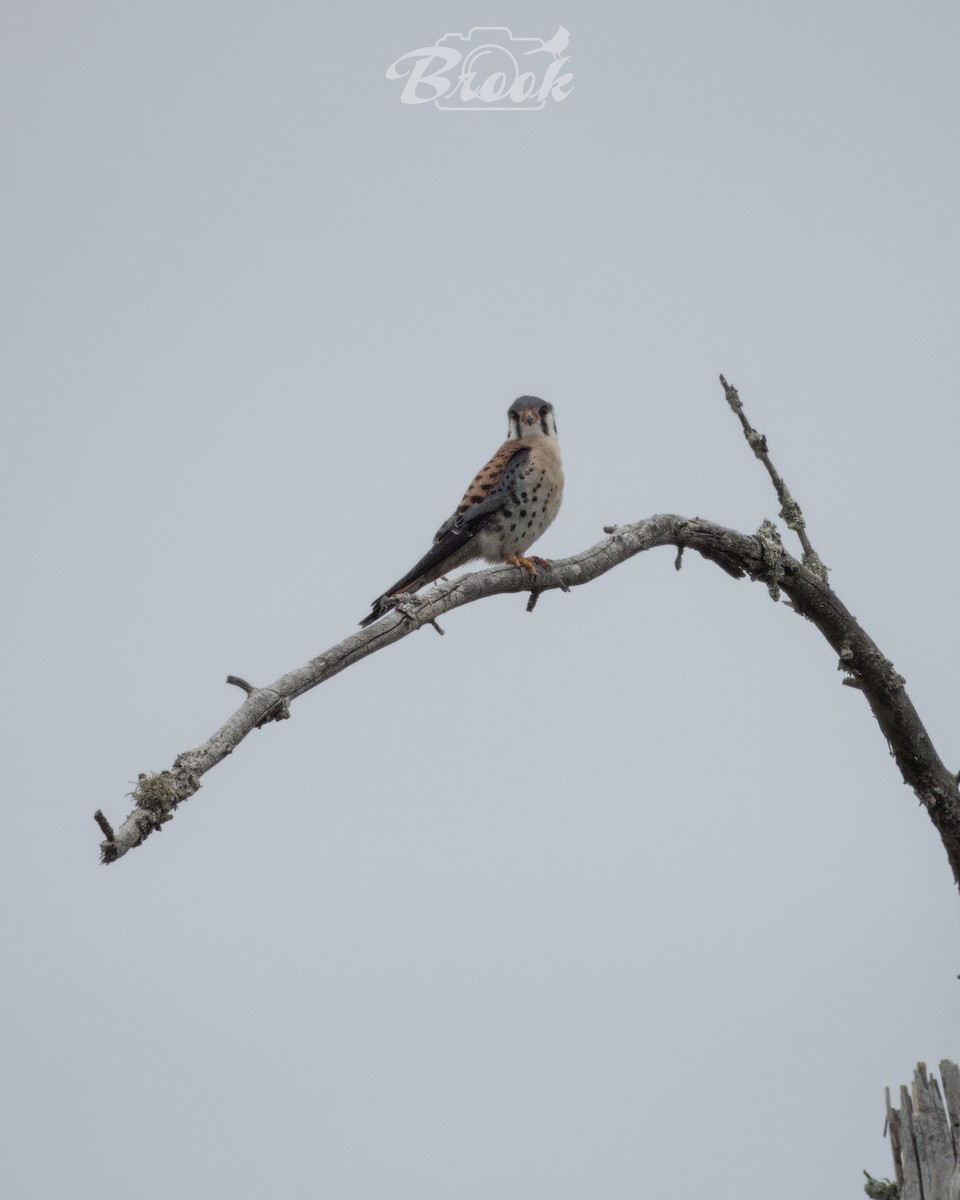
520,408,538,426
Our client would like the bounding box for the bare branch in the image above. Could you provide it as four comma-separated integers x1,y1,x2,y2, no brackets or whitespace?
720,374,829,582
96,514,960,892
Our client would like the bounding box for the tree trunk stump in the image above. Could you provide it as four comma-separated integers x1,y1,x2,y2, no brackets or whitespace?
871,1062,960,1200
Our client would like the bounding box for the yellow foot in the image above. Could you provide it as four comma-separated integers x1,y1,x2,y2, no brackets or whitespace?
506,553,545,578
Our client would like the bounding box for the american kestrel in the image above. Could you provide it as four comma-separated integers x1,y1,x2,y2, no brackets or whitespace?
360,396,563,627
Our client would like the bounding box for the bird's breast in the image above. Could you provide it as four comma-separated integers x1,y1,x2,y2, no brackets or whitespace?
479,439,563,561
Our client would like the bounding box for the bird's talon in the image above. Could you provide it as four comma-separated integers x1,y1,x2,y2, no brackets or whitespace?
507,554,540,579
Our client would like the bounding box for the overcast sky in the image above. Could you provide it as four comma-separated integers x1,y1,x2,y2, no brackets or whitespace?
2,3,959,1197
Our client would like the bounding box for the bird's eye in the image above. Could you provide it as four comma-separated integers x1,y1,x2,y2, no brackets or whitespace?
539,405,548,416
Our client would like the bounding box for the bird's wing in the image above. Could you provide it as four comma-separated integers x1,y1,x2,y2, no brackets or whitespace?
434,441,531,541
359,444,530,626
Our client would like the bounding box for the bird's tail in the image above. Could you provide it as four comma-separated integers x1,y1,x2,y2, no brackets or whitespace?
359,598,392,628
359,584,417,628
359,518,482,627
358,544,462,627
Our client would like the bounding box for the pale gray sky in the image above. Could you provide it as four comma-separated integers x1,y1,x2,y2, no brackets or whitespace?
2,3,958,1197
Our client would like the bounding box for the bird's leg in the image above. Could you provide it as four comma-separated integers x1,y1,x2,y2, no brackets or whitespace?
506,553,541,578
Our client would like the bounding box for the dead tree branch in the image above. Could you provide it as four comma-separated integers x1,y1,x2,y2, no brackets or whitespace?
97,381,960,890
720,373,829,582
97,514,960,879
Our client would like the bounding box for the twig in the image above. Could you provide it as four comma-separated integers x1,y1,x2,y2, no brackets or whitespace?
720,375,829,583
226,675,290,727
95,515,960,890
94,810,114,841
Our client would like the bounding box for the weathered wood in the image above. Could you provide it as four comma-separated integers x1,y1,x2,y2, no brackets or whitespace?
879,1062,960,1200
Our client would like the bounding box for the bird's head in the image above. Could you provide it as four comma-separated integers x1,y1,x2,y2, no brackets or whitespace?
508,396,557,440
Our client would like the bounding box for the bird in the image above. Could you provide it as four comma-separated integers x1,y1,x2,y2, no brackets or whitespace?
524,25,570,60
359,397,563,627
